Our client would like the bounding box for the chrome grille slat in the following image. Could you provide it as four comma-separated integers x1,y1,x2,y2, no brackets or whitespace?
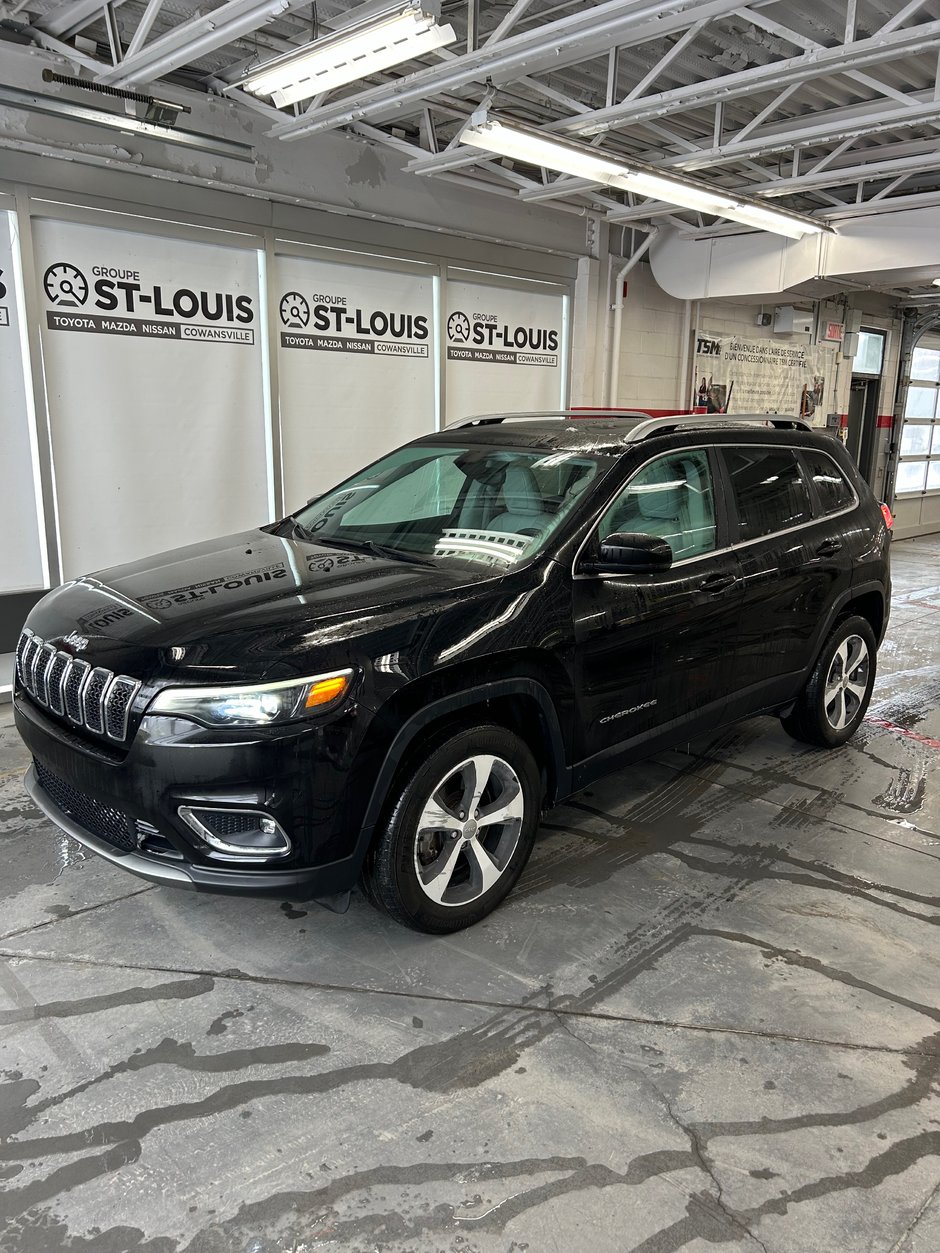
38,643,57,705
16,629,140,744
82,668,111,734
63,658,90,723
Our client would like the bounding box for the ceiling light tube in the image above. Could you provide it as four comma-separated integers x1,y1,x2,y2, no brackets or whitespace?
237,1,456,108
460,111,829,239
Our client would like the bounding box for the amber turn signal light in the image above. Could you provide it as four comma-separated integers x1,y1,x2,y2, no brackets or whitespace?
304,674,350,708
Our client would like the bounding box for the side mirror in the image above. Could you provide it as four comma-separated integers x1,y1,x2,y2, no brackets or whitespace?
588,531,673,575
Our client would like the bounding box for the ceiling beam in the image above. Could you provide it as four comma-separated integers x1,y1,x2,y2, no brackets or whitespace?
95,0,312,87
36,0,129,40
269,0,758,140
549,19,940,137
659,97,940,170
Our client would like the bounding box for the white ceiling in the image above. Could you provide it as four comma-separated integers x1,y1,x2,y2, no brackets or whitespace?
3,0,940,295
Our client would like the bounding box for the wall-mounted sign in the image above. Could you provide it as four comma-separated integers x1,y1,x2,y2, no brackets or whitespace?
445,276,566,422
40,257,256,344
275,253,437,505
822,321,845,344
693,332,837,421
34,217,269,579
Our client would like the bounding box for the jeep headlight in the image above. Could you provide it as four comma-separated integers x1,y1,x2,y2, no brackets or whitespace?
148,669,353,728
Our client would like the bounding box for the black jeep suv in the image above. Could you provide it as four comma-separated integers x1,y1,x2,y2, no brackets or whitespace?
14,413,891,932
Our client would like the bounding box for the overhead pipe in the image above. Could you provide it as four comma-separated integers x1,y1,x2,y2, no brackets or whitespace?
606,227,657,407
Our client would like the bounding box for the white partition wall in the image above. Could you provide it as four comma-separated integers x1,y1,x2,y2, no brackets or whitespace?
0,208,45,592
275,247,438,506
444,270,569,423
32,215,271,578
0,174,574,654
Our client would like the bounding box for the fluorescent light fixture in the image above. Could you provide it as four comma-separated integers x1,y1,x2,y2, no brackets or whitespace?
239,1,456,108
459,112,830,240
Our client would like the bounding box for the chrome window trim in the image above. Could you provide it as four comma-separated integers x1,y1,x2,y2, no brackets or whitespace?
571,440,860,580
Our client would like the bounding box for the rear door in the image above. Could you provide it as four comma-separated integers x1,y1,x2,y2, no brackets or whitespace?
573,445,744,766
717,442,854,709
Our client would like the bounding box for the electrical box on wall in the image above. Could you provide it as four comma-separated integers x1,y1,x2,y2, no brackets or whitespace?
755,312,772,327
774,305,814,335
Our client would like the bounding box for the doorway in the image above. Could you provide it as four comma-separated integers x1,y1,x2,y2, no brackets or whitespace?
846,376,880,486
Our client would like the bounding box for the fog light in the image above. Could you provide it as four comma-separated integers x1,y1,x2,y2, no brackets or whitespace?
177,806,291,859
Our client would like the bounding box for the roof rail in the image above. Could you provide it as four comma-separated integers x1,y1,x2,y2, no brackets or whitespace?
445,409,664,429
624,414,811,442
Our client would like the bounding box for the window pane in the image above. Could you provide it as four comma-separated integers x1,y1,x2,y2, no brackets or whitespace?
854,330,884,375
901,423,933,456
933,427,940,455
896,460,927,493
724,447,812,540
911,347,940,382
599,449,716,559
904,386,937,419
802,449,854,514
928,461,940,491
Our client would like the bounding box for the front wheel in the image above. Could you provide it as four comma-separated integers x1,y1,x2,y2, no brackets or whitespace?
363,725,541,933
781,614,877,748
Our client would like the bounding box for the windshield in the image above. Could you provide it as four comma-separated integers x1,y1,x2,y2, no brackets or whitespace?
292,443,600,568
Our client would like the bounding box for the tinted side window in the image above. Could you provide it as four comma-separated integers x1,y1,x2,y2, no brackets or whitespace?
802,450,855,515
723,447,812,541
599,449,716,559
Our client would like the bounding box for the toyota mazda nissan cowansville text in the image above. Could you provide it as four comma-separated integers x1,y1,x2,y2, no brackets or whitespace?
15,412,891,932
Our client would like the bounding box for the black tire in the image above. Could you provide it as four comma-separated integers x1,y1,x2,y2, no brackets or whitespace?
781,614,877,748
363,724,541,933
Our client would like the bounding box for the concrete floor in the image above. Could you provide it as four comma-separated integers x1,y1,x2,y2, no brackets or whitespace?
1,537,939,1253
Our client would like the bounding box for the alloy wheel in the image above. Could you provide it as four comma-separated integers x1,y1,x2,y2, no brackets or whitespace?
823,634,870,731
412,753,525,907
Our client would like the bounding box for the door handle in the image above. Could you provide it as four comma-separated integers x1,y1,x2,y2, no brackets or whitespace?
700,573,737,595
816,539,843,557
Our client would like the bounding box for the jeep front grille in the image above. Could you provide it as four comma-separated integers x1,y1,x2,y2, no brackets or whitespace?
16,628,140,742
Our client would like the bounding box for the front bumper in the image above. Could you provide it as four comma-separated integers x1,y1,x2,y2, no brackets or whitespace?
15,689,373,899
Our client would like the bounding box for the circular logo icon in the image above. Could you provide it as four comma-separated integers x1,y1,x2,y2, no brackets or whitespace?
280,292,310,329
447,311,471,343
43,262,89,307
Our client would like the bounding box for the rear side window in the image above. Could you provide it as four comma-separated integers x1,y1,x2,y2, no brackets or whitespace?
802,449,855,515
722,447,812,541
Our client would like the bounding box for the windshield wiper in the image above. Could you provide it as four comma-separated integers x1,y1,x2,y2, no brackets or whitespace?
310,535,432,566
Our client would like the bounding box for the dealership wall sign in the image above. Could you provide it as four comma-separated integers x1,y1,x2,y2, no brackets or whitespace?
275,253,437,504
445,306,559,367
33,217,269,579
692,332,837,420
278,288,429,357
41,259,256,344
445,275,566,422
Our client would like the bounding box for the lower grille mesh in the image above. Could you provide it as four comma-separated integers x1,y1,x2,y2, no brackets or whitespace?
34,760,136,852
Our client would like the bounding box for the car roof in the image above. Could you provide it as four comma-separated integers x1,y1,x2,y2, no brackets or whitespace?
428,411,816,458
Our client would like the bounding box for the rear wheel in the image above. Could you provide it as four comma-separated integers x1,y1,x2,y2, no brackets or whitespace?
363,725,540,933
781,614,877,748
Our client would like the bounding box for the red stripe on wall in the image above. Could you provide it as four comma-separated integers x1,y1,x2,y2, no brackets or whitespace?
876,414,894,428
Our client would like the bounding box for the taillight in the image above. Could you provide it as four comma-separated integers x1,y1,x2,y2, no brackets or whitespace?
880,502,894,530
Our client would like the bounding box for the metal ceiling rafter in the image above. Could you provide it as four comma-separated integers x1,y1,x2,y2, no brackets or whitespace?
549,18,940,137
94,0,314,88
35,0,130,40
269,0,761,140
657,97,940,172
125,0,165,59
736,8,932,115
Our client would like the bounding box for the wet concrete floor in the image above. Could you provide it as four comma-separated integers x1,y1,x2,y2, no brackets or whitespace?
1,536,938,1252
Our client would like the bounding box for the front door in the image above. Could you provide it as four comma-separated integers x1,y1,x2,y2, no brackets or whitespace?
573,446,743,770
